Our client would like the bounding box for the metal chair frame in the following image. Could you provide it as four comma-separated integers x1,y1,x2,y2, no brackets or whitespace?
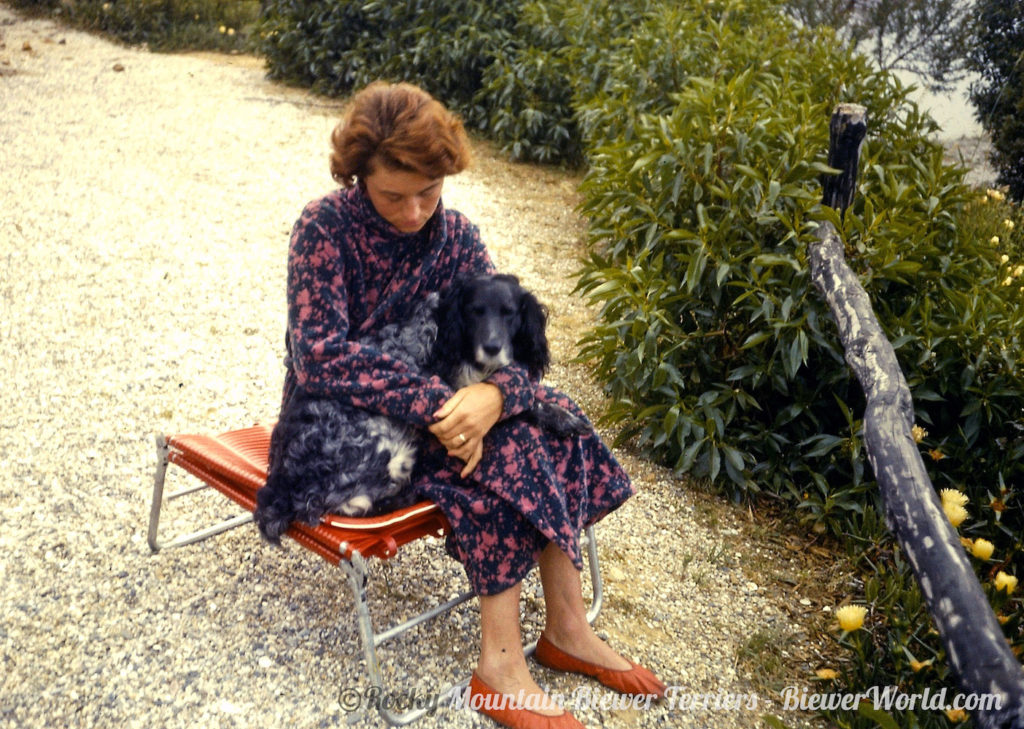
147,428,603,726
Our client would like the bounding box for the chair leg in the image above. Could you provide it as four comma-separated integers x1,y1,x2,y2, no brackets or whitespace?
584,524,603,623
340,549,474,726
148,434,253,552
340,552,383,692
147,435,171,552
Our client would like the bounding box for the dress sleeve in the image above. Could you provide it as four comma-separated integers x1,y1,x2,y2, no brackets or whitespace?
486,367,536,419
286,208,454,426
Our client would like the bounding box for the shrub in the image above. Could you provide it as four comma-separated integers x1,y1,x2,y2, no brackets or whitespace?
574,0,1024,542
475,0,699,163
571,2,1024,725
6,0,60,10
968,0,1024,202
475,17,579,164
254,0,687,164
9,0,259,52
475,0,669,164
255,0,519,137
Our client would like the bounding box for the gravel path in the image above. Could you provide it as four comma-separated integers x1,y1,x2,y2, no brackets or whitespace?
0,6,829,728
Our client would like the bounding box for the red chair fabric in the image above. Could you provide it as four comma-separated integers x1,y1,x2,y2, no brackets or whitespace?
163,424,450,562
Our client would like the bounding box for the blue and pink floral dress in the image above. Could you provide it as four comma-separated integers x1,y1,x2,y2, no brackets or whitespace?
280,184,634,595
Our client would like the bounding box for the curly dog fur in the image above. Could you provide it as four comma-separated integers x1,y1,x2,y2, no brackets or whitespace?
255,274,586,544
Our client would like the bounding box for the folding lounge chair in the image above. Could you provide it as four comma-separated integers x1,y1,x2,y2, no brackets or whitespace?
148,423,604,726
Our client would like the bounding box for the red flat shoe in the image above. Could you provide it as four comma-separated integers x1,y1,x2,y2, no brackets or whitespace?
534,634,667,699
468,673,585,729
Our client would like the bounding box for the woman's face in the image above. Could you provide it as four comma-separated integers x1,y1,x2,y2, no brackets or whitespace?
363,165,444,234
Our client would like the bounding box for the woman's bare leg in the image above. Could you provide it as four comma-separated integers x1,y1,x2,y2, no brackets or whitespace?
476,582,563,716
538,542,631,670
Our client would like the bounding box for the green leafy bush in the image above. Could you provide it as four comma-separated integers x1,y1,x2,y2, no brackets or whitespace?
256,0,574,162
475,0,699,163
575,0,1024,538
11,0,259,52
9,0,258,51
254,0,684,164
256,0,519,140
968,0,1024,202
475,0,668,164
476,26,579,164
570,2,1024,724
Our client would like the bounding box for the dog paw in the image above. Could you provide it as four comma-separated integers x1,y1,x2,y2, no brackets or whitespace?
340,494,373,516
254,515,287,545
529,402,590,437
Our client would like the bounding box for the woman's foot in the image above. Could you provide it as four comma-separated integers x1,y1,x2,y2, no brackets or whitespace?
475,649,564,717
534,630,667,699
534,543,635,676
538,623,632,673
469,672,585,729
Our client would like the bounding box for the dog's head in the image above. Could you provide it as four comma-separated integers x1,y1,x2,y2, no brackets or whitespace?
434,273,550,384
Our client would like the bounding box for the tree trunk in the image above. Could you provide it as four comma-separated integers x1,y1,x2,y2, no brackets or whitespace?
807,103,1024,728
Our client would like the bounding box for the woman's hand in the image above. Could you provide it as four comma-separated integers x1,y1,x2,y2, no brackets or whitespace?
428,382,503,477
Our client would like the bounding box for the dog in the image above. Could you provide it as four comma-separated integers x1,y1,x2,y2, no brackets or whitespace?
254,273,587,544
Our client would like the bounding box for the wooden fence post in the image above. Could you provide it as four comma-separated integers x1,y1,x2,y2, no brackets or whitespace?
807,103,1024,728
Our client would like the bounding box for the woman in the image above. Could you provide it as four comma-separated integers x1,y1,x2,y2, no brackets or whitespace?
280,81,665,729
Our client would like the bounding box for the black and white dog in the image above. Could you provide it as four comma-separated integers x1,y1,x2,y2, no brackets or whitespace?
254,274,587,544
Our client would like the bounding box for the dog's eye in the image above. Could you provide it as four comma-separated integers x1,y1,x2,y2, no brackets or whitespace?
500,306,515,316
470,306,486,317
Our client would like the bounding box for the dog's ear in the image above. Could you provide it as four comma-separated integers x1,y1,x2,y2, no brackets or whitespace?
432,277,470,380
514,287,551,381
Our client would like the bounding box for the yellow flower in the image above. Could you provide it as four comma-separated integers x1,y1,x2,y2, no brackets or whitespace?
911,425,927,443
994,236,1004,245
1004,277,1014,286
929,448,946,461
946,707,968,722
909,658,934,672
219,25,227,34
941,490,968,526
941,489,968,507
815,668,839,680
972,538,995,561
987,188,1006,202
995,571,1018,594
1002,253,1011,263
1015,265,1024,277
1006,219,1016,231
944,502,968,527
227,27,236,36
836,604,867,631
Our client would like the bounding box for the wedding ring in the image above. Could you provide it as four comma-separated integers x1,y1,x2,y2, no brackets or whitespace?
457,433,467,444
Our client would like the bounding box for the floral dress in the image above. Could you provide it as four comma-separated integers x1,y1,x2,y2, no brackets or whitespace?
281,184,634,595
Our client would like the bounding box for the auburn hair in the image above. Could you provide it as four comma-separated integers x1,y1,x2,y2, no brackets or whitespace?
329,82,471,187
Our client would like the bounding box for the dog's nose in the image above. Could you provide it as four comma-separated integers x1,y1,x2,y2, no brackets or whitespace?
483,344,502,358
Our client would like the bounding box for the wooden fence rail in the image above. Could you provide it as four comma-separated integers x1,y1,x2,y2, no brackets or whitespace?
807,103,1024,728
